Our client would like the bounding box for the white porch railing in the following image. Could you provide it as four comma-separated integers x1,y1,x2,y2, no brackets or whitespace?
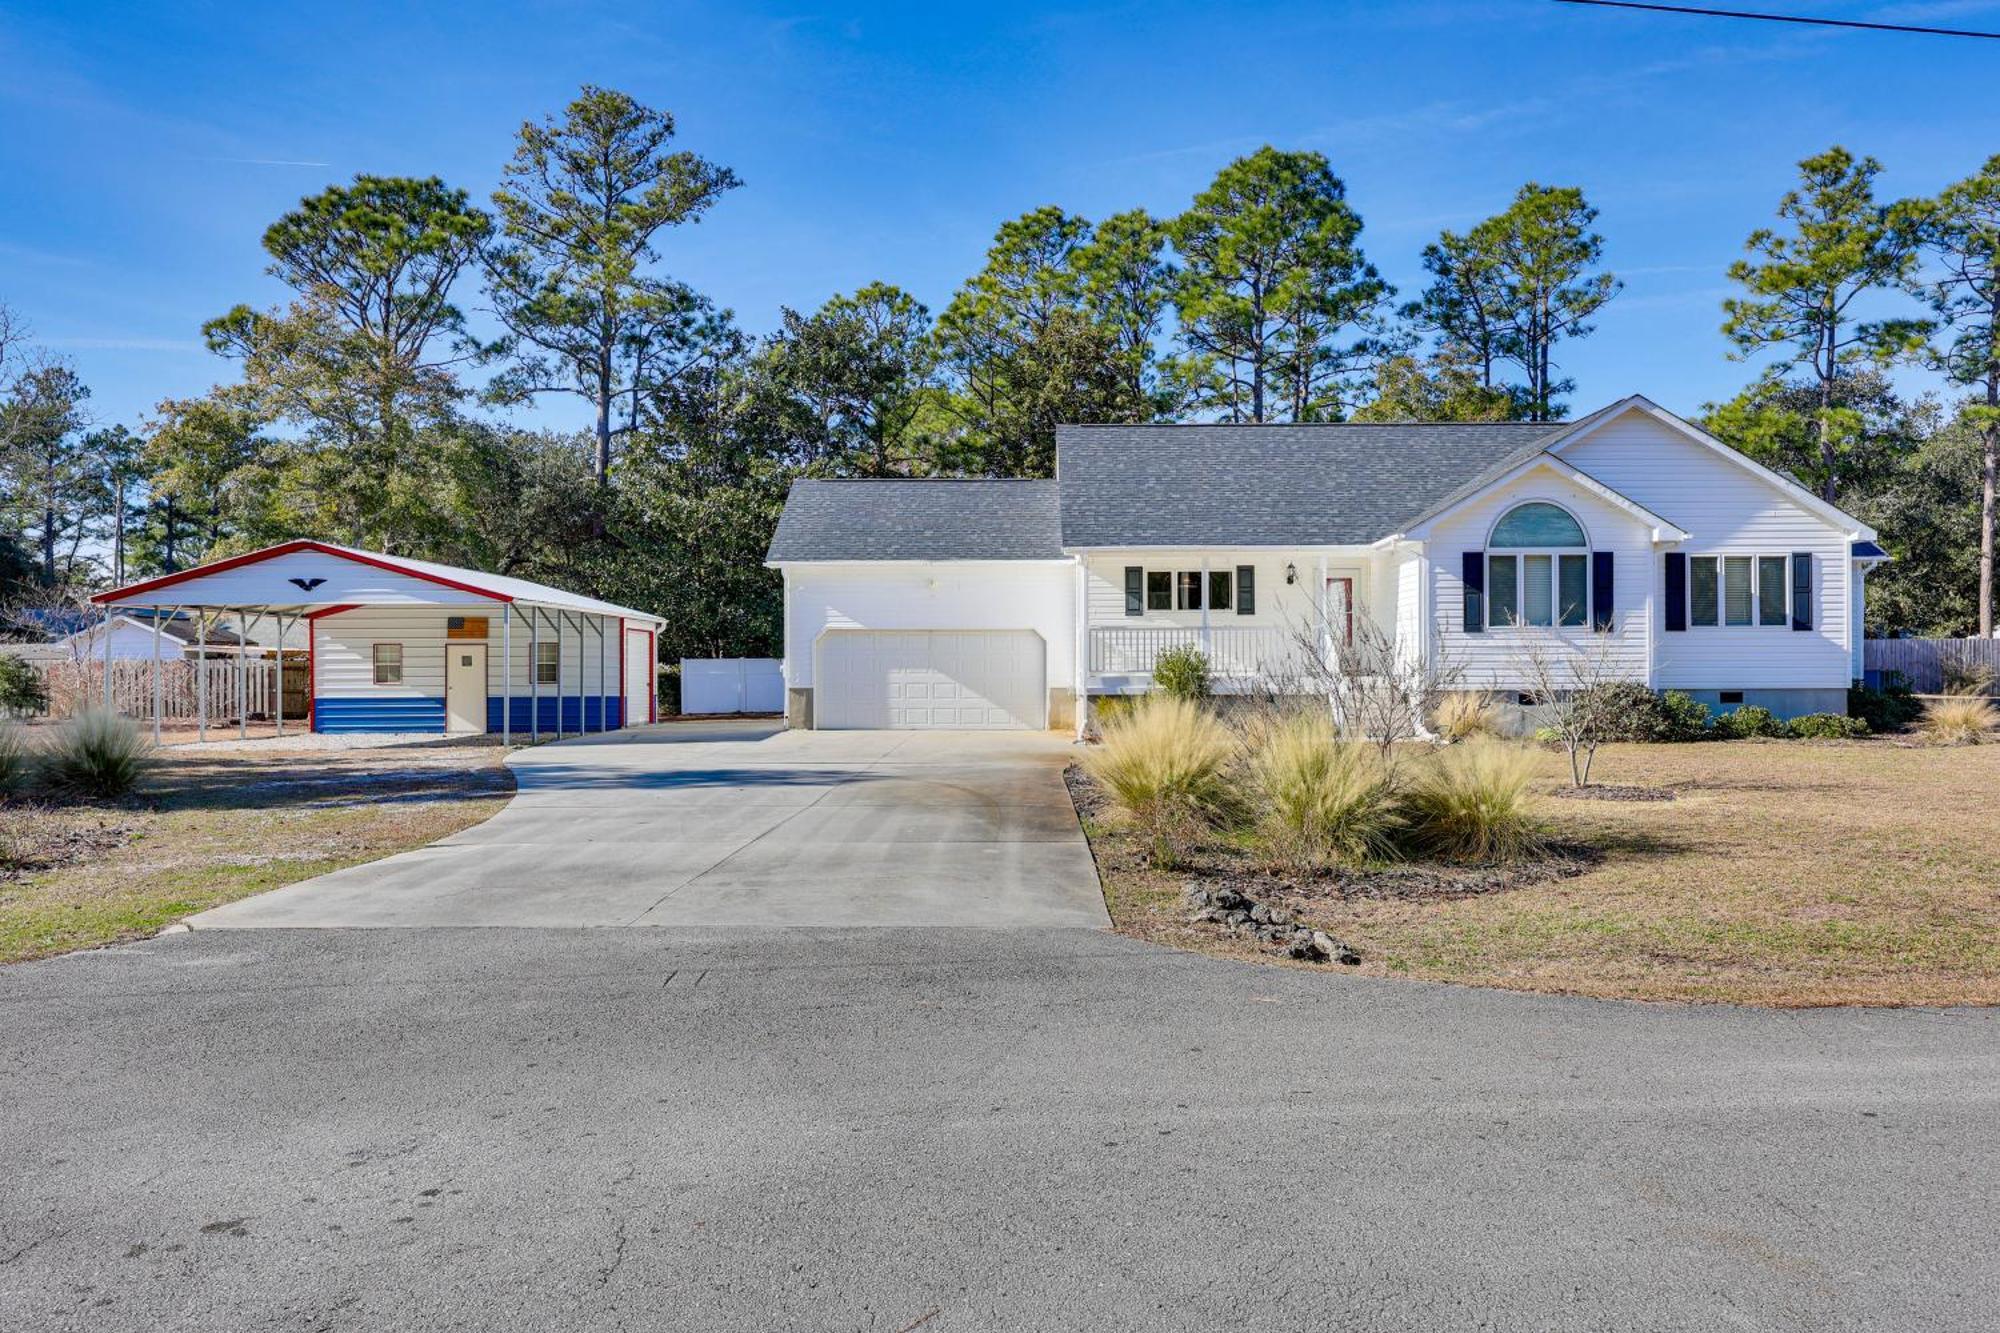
1089,626,1308,680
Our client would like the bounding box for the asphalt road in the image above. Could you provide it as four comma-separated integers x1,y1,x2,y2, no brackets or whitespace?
3,927,1995,1332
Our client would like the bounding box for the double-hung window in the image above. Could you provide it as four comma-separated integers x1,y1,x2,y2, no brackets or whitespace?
1485,502,1590,629
372,643,403,686
1175,571,1203,611
1146,571,1172,611
535,640,560,685
1687,554,1793,629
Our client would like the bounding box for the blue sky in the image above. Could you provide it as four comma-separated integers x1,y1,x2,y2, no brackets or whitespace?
1,0,1994,432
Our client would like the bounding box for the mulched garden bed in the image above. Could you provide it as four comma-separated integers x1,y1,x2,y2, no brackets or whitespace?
1550,783,1677,802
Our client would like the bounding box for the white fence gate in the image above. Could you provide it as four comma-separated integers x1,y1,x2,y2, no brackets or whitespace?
679,658,784,715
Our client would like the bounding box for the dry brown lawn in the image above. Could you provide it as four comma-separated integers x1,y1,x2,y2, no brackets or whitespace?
1083,738,2000,1008
0,740,512,963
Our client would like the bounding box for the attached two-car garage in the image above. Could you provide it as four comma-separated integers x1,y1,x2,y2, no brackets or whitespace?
767,477,1076,733
816,630,1047,730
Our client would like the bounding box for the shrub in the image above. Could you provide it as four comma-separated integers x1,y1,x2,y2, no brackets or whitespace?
1247,711,1402,872
39,708,153,799
1787,712,1869,740
0,655,47,715
0,724,30,798
1432,692,1502,743
1714,704,1787,740
1577,682,1710,743
1848,671,1922,733
1091,695,1138,731
1918,691,1998,745
1151,645,1212,701
1082,695,1237,868
1400,741,1545,863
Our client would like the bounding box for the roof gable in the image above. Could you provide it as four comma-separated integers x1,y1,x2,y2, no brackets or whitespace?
1056,420,1571,548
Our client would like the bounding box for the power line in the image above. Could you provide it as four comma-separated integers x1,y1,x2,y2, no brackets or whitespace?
1551,0,2000,39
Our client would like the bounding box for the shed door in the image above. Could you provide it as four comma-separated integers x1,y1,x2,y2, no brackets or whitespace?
623,628,654,727
445,645,488,735
816,631,1045,730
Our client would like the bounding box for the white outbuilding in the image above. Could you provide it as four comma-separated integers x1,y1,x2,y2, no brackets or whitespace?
90,540,662,741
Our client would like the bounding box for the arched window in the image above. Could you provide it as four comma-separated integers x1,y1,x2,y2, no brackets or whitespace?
1487,502,1590,628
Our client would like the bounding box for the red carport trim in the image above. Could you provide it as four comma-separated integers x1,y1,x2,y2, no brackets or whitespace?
303,604,359,731
91,540,515,605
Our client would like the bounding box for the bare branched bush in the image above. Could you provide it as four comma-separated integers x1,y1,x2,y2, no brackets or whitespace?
1276,610,1466,764
1504,627,1631,787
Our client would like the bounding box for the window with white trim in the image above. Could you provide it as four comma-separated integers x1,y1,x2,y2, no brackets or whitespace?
535,640,560,685
372,643,403,685
1486,502,1589,629
1687,553,1795,629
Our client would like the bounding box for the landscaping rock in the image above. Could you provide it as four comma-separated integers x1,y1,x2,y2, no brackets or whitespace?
1181,882,1360,966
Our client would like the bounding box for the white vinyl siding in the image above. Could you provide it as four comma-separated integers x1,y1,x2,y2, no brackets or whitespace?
1558,410,1854,691
1429,468,1651,690
314,607,619,701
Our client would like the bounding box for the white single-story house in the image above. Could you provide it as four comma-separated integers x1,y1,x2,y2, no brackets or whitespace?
766,395,1889,733
89,541,662,737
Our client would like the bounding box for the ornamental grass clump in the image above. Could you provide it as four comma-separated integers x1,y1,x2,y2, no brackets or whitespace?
1247,710,1402,873
39,708,153,799
1400,740,1545,863
1082,695,1236,869
1432,692,1502,743
0,723,30,799
1918,690,1998,746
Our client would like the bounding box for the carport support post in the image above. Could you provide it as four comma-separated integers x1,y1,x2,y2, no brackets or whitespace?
196,610,208,742
273,613,285,739
595,617,607,732
501,610,511,746
101,605,114,712
150,608,163,744
234,607,247,739
528,608,539,743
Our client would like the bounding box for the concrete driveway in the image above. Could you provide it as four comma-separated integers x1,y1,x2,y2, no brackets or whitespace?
188,721,1110,929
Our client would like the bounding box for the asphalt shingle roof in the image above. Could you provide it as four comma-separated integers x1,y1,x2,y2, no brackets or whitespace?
767,478,1064,562
1056,421,1574,548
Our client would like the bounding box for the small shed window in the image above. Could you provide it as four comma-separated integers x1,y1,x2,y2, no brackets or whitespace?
535,640,560,685
372,643,403,685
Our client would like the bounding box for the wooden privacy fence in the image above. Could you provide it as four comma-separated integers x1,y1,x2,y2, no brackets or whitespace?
1864,637,2000,694
24,659,308,723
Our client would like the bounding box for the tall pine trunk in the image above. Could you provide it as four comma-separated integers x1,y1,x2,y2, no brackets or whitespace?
1983,362,1997,638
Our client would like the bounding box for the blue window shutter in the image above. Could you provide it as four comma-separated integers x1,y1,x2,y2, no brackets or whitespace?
1664,553,1687,632
1591,551,1614,632
1791,553,1812,631
1461,552,1484,633
1123,566,1143,617
1236,565,1255,616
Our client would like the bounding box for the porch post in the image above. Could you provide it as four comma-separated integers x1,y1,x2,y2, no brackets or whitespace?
528,606,540,744
1073,555,1088,741
501,608,512,746
1199,556,1212,659
150,607,163,744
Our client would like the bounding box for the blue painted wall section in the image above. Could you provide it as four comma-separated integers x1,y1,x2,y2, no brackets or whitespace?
313,696,622,735
312,697,448,734
486,696,623,734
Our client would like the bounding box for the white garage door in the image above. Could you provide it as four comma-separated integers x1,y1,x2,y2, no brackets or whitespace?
816,631,1046,730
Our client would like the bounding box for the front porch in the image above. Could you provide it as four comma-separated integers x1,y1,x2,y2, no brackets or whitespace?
1079,547,1406,695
